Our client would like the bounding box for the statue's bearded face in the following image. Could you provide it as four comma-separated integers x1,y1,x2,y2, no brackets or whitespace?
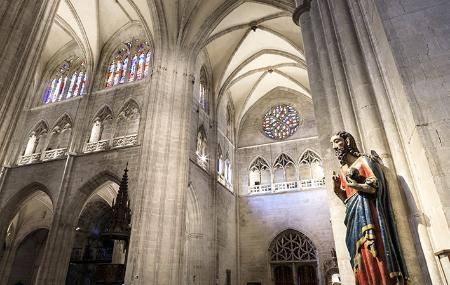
330,135,349,162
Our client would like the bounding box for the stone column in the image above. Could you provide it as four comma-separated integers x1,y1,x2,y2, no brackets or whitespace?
348,1,449,283
35,156,75,284
325,0,391,162
0,0,60,166
293,1,354,283
124,49,194,284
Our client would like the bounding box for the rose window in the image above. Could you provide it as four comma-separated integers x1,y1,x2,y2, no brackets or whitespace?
262,105,300,140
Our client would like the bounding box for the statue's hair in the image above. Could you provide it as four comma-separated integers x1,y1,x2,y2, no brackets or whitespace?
335,131,362,158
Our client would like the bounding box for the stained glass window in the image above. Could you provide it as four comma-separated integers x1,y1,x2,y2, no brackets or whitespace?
105,39,152,88
42,57,87,104
262,105,300,140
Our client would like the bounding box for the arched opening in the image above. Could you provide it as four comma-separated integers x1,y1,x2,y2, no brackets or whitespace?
19,121,49,165
298,150,325,188
273,153,297,184
7,229,49,285
269,229,318,285
84,106,113,153
1,190,53,285
196,125,208,170
66,180,129,285
44,114,72,161
183,185,204,285
113,100,140,148
248,157,271,194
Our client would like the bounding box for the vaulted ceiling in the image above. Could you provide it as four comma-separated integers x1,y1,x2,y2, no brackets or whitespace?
204,2,310,129
42,0,154,68
40,0,308,129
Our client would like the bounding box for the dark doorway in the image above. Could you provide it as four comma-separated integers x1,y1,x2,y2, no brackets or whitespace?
274,265,294,285
297,265,317,285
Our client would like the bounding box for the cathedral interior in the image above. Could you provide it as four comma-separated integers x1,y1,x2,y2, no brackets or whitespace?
0,0,449,284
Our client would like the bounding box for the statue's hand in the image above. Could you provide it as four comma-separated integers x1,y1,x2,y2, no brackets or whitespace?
332,171,341,189
346,177,376,194
332,171,346,202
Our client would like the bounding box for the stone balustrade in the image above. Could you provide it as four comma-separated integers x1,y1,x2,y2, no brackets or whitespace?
248,178,325,195
42,148,67,161
18,153,42,165
112,134,138,149
84,134,138,153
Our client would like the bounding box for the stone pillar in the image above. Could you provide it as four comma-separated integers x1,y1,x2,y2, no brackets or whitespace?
293,1,354,283
35,156,75,284
124,50,194,284
347,1,449,283
325,0,390,161
315,0,360,141
0,0,60,166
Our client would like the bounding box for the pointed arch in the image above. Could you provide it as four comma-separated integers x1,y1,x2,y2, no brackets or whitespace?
115,99,141,138
196,125,208,169
249,156,270,171
299,149,324,180
198,66,209,112
273,153,296,183
88,105,114,143
249,156,271,186
217,143,224,178
21,121,49,160
269,228,317,262
47,114,73,151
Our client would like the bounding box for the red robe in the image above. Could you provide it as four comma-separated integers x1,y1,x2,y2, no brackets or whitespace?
339,157,405,285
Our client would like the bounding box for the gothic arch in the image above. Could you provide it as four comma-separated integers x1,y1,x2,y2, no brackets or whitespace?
88,105,114,143
0,183,54,235
47,114,73,151
93,105,114,122
268,229,317,263
115,99,141,138
249,156,271,171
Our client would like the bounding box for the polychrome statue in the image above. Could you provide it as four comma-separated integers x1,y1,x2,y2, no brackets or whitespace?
330,131,407,285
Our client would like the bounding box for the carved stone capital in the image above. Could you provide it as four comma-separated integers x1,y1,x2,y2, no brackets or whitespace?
292,0,312,26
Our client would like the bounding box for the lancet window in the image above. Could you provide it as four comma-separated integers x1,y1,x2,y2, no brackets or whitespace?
226,103,234,142
105,39,152,88
273,153,296,183
249,157,271,186
224,152,232,186
299,150,324,180
198,67,208,112
42,57,87,104
217,144,224,178
196,126,208,169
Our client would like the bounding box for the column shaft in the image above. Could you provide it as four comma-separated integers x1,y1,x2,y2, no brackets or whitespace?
0,0,59,166
326,0,390,162
124,50,194,284
295,2,355,284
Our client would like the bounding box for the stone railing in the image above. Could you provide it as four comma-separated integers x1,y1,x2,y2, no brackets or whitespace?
83,139,109,153
84,134,138,153
42,148,67,161
111,134,138,149
18,153,42,165
248,178,326,195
